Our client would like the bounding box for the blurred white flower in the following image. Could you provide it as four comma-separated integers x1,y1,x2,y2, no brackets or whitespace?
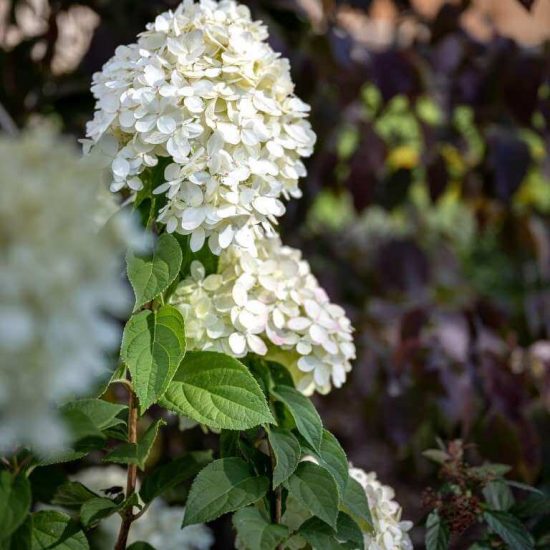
72,465,131,495
349,465,414,550
85,0,316,255
129,501,214,550
72,467,214,550
171,235,355,394
0,128,142,453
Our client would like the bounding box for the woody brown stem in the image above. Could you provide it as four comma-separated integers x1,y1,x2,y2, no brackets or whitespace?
114,385,138,550
267,438,283,525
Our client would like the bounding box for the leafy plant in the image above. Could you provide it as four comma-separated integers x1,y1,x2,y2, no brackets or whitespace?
0,175,373,549
423,440,550,549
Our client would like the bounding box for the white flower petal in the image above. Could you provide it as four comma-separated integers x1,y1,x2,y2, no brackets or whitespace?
228,332,246,355
157,115,177,134
189,228,206,251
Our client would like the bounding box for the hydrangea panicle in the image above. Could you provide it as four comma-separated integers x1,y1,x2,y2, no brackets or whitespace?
85,0,316,255
171,235,355,394
349,465,414,550
0,127,143,453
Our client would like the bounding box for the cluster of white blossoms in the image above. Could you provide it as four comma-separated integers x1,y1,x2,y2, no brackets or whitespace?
73,467,214,550
86,0,354,394
85,0,316,254
349,466,414,550
0,128,142,453
171,235,355,394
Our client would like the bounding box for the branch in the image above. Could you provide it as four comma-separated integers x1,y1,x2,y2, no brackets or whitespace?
114,385,138,550
267,438,283,524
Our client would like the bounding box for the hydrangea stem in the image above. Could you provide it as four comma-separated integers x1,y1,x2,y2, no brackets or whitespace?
115,384,138,550
275,486,282,524
267,438,283,524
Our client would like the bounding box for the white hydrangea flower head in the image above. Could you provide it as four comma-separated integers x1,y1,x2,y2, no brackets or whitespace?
349,465,414,550
72,467,214,550
85,0,316,255
0,128,142,453
171,235,355,394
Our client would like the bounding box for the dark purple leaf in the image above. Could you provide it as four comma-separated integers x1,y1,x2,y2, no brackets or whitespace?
371,50,421,101
487,130,531,201
376,169,413,210
430,3,468,43
431,35,464,74
426,153,449,202
400,308,429,341
376,239,430,293
345,126,386,211
502,54,544,125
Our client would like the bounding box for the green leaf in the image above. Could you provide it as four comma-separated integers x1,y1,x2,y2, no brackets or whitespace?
469,463,511,478
220,431,241,458
422,449,450,464
233,507,289,550
299,517,341,550
244,357,273,396
31,511,88,550
127,233,182,310
121,305,186,412
60,399,127,433
336,512,365,550
315,430,349,496
37,451,89,467
183,458,269,526
505,480,543,495
281,495,312,540
51,482,98,510
425,511,450,550
160,351,274,430
29,467,67,505
104,419,165,470
49,399,128,460
483,510,534,549
59,410,104,447
2,516,32,549
483,480,514,511
268,362,295,388
127,544,156,550
271,386,322,451
133,159,171,229
283,534,308,550
284,462,339,529
237,437,270,477
0,472,31,541
267,429,301,488
140,451,213,504
97,363,127,397
80,498,119,527
341,477,373,533
512,493,550,518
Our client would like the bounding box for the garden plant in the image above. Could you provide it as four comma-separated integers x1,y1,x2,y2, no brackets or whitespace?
0,0,548,549
0,1,412,549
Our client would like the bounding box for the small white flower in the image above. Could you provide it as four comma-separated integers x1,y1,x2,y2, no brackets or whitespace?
349,465,414,550
86,0,316,254
171,235,355,394
0,128,143,453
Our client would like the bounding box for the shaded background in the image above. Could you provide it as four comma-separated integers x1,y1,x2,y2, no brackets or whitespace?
1,0,549,547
